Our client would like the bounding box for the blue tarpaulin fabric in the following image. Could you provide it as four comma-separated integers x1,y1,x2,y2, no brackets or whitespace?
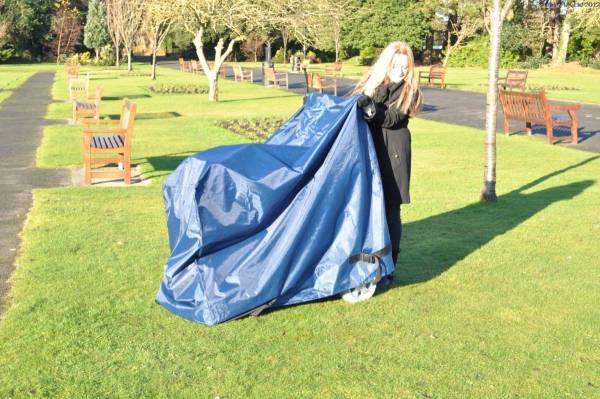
156,93,394,325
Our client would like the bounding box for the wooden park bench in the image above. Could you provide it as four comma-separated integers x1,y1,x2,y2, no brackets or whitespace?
498,69,528,91
233,65,253,82
65,62,79,80
324,61,343,78
308,73,337,96
498,88,581,144
68,73,90,102
264,67,288,89
73,86,102,123
418,64,447,88
81,99,137,185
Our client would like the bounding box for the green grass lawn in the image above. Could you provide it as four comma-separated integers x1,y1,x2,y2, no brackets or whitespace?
1,63,600,398
229,61,600,105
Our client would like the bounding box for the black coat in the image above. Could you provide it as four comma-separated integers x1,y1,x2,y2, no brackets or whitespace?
365,81,412,206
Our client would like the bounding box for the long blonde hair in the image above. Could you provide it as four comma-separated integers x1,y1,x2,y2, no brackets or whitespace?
351,41,423,117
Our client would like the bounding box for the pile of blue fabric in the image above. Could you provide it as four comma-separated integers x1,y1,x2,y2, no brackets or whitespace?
156,93,394,325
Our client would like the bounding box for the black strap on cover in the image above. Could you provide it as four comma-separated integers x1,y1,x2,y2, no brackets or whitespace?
231,298,278,321
347,245,391,284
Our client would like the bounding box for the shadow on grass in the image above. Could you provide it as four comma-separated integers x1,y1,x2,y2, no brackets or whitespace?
137,152,199,179
219,94,298,103
105,111,181,120
103,94,151,101
396,156,599,287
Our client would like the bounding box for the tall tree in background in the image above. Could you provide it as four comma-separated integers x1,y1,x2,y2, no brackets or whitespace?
84,0,110,61
314,0,356,62
50,0,82,63
116,0,144,71
0,0,54,58
106,0,144,70
481,0,514,202
344,0,433,50
106,0,122,66
241,33,267,62
440,0,483,66
177,0,266,102
143,0,177,80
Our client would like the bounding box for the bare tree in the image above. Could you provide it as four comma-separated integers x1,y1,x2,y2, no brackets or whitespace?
481,0,514,202
105,0,122,66
313,0,356,62
143,0,177,80
106,0,144,71
177,0,267,102
50,0,82,64
441,0,483,66
241,33,267,62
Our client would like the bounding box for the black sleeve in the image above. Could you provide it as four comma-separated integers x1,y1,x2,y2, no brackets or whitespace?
371,103,408,129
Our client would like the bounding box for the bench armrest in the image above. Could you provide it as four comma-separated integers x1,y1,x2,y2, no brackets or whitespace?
81,119,120,126
548,103,581,112
83,128,124,135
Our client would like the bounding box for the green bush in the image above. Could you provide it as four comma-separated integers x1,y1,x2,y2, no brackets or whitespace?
273,48,290,63
307,50,317,61
96,45,114,66
147,84,208,95
216,117,285,143
0,47,15,62
518,54,550,69
357,46,382,66
446,35,519,68
69,52,92,65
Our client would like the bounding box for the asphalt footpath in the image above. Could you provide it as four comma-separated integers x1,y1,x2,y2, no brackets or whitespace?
0,71,70,312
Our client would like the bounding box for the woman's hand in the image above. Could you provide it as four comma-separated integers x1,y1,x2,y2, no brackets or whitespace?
357,95,376,120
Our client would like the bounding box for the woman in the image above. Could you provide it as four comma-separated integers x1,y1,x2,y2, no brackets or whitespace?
351,41,423,277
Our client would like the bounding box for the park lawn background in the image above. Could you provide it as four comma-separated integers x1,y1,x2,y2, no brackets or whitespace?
229,61,600,105
0,63,599,397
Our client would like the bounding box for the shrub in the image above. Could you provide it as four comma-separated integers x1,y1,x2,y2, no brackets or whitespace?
70,52,92,65
215,117,285,143
147,84,208,95
96,45,114,66
446,35,520,68
0,47,15,62
307,50,317,61
357,46,382,66
273,48,289,63
517,54,550,69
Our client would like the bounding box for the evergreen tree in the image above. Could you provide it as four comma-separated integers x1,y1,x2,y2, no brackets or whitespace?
84,0,109,60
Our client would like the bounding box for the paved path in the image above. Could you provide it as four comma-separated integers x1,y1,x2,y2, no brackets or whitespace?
0,72,70,311
161,61,600,153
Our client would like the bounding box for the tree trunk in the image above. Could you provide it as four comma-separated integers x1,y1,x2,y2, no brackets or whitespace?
208,75,218,102
127,49,132,71
481,0,503,202
550,0,561,63
151,50,157,80
115,43,120,66
95,48,99,62
554,9,571,66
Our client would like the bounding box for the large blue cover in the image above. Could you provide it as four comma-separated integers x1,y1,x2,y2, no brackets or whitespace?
156,93,394,325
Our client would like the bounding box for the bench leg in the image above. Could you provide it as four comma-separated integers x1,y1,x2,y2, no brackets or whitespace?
84,150,91,185
569,110,578,144
546,122,554,144
123,152,131,185
525,122,532,136
503,116,510,135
